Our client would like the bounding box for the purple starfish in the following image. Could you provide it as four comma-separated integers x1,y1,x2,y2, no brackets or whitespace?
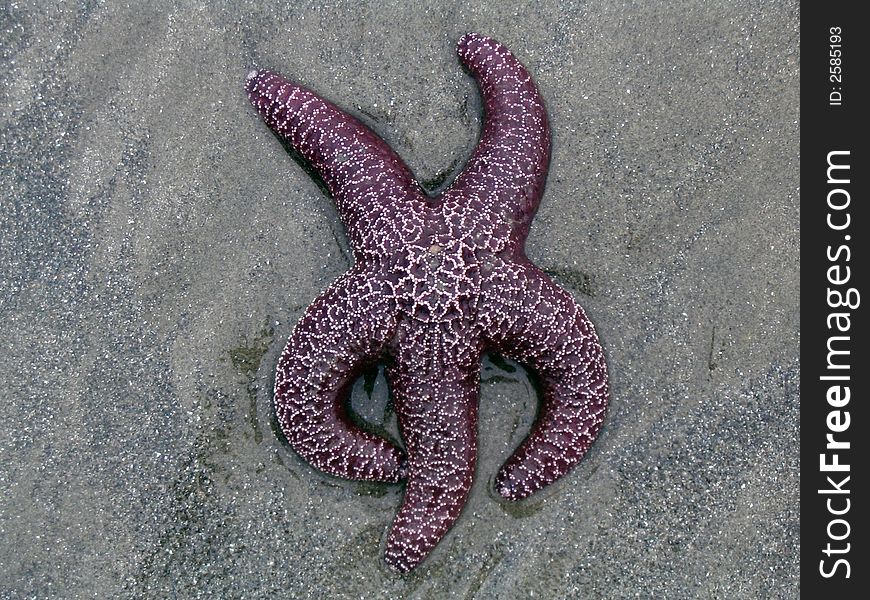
246,32,608,572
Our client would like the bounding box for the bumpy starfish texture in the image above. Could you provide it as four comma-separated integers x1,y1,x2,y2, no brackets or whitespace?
246,32,609,573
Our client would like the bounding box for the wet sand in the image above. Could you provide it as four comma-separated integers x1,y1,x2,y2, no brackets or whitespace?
1,2,799,598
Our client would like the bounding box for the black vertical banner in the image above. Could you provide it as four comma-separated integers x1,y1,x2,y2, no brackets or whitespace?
801,4,867,596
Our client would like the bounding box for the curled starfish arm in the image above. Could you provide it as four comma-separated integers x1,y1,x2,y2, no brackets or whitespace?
483,265,608,500
449,33,551,230
384,331,481,572
245,70,422,246
274,271,405,483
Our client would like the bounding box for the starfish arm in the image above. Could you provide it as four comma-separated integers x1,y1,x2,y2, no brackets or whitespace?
246,70,423,249
383,326,481,572
274,270,405,482
447,33,550,232
481,263,608,500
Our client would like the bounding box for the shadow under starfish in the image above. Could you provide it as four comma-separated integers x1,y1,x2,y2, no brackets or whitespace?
245,32,609,573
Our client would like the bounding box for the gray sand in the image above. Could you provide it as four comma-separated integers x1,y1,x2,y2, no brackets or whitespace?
0,2,798,598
